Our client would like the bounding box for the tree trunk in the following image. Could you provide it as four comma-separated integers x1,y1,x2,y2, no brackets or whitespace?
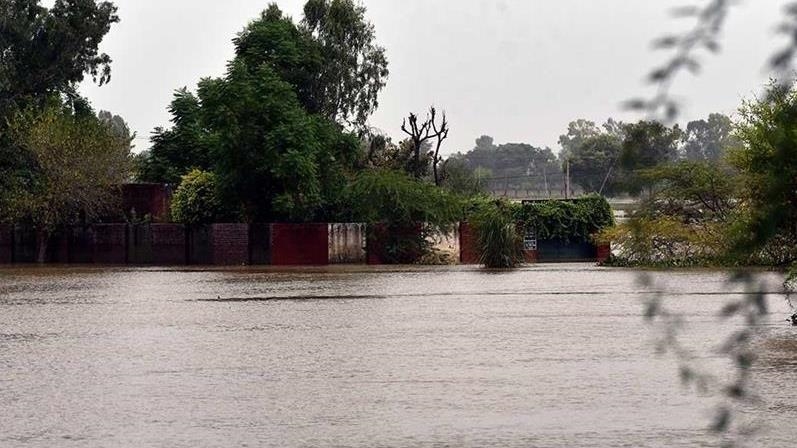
36,229,49,264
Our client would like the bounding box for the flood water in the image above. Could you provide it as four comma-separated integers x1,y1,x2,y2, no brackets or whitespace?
1,264,796,447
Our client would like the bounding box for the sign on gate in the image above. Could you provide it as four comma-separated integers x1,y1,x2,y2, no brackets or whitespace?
523,229,537,251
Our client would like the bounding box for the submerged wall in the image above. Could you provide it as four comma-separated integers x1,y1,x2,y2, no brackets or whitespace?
328,223,366,264
0,222,609,266
0,225,12,264
271,223,329,266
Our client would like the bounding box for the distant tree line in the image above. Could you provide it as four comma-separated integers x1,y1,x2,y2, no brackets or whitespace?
444,113,737,199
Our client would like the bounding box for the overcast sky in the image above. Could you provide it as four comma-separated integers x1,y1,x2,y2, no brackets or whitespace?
76,0,790,155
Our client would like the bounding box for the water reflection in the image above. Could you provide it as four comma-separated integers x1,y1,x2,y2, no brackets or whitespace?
0,264,794,447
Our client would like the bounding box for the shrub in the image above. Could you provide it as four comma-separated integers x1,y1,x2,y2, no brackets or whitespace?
171,169,222,225
470,200,524,268
348,170,462,263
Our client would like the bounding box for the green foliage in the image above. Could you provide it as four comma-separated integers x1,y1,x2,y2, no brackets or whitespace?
4,102,132,231
440,156,489,196
301,0,389,128
233,1,388,129
136,89,216,184
0,0,119,113
638,161,739,223
0,0,120,218
618,120,683,195
137,2,382,221
170,169,222,225
348,170,461,230
727,81,797,264
682,113,738,162
455,136,562,195
514,195,614,243
470,199,524,268
599,217,729,268
205,61,360,223
348,170,462,263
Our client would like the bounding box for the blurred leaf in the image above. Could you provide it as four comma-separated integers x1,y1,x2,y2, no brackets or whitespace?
711,407,731,433
653,36,680,49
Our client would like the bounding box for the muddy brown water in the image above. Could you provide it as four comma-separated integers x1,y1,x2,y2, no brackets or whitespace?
1,264,795,447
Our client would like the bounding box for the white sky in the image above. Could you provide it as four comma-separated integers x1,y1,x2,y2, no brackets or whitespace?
76,0,791,154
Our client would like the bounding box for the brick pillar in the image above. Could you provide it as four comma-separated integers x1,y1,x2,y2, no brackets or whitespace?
93,224,128,264
249,224,272,265
151,224,187,265
211,223,249,265
459,222,480,265
524,249,539,264
0,224,12,264
271,223,329,266
596,243,611,263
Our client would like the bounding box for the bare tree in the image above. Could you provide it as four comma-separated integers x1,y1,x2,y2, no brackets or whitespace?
401,106,449,181
430,109,450,186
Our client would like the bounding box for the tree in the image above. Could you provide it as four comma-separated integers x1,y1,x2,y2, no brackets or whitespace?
136,88,216,184
203,60,360,223
682,113,737,161
558,119,625,196
171,169,222,225
440,156,488,196
470,199,524,268
618,120,683,195
233,1,388,129
558,119,601,159
0,0,118,112
5,103,132,262
400,107,449,181
456,136,563,197
730,82,797,263
0,0,120,217
301,0,389,128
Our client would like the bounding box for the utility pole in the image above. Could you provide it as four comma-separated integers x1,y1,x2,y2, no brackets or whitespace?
565,159,571,200
543,165,550,198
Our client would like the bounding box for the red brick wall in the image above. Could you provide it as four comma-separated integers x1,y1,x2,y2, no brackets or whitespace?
93,224,128,264
597,244,611,264
187,225,213,265
150,224,186,265
271,223,329,266
212,223,249,265
524,250,539,264
249,224,271,265
459,222,480,265
366,223,387,265
121,184,171,223
0,224,12,264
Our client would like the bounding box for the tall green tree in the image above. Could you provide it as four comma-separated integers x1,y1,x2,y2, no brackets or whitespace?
137,88,216,184
730,82,797,263
1,0,120,217
139,1,388,193
199,60,360,223
682,113,737,161
619,120,683,195
0,0,118,112
6,103,132,262
558,119,625,196
301,0,388,128
233,1,388,129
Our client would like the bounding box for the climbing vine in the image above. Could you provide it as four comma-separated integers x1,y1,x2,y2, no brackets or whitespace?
512,195,614,242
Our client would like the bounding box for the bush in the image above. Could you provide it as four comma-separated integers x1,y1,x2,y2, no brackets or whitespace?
171,169,222,225
347,170,462,263
470,200,524,268
513,194,614,243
